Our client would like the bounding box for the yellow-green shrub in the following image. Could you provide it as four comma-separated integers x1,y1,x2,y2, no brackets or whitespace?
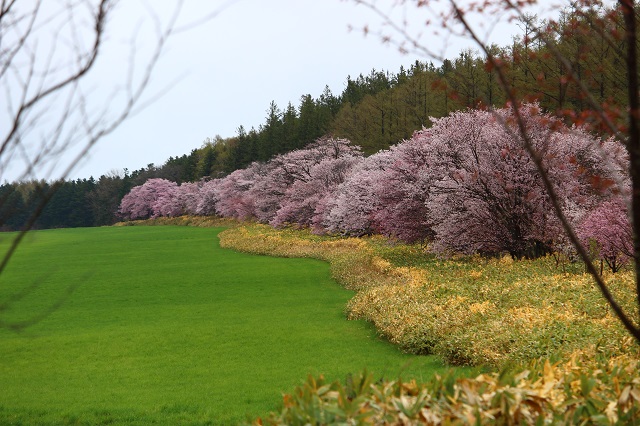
115,215,239,228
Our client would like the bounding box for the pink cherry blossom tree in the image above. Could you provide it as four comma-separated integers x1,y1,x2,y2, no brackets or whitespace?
179,182,204,216
248,137,362,224
153,181,202,217
425,105,623,258
578,199,633,273
118,178,177,220
368,133,437,244
213,162,270,220
153,184,182,218
271,154,362,228
195,179,221,216
246,161,290,223
320,150,395,236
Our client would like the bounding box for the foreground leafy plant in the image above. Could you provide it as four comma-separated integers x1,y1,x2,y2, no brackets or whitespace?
254,352,640,425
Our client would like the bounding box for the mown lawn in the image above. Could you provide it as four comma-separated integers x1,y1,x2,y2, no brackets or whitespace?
0,226,450,425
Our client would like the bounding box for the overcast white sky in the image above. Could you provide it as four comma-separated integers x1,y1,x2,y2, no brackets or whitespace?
5,0,554,182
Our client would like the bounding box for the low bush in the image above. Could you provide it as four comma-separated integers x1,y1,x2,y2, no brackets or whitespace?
114,215,239,228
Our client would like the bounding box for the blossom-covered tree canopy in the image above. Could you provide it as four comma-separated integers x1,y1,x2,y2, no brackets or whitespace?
248,137,362,225
118,111,629,259
118,178,177,220
577,199,633,273
321,149,395,237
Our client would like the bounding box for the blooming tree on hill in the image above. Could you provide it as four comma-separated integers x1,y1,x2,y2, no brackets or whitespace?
425,105,624,258
196,180,221,216
179,182,204,216
271,154,362,228
154,181,202,218
118,178,177,220
213,162,269,220
247,162,292,223
248,137,362,224
578,199,634,273
321,150,395,236
369,133,437,244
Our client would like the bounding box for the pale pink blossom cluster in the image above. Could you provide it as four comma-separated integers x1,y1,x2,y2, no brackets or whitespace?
119,106,631,260
118,137,362,227
576,200,633,272
118,178,179,220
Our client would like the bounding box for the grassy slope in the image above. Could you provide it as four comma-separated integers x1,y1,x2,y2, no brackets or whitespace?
0,226,448,425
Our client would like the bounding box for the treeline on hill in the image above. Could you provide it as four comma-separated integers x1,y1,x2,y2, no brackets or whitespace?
0,167,171,230
1,5,632,231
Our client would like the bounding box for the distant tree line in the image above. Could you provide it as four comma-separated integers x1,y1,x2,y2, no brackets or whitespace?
2,4,631,231
1,166,173,230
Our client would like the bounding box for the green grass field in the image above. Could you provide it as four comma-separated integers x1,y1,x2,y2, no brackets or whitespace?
0,226,449,425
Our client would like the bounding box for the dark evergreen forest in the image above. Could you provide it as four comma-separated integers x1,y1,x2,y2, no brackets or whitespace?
1,8,632,230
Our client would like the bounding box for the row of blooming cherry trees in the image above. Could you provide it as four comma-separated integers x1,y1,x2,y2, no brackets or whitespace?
119,105,632,268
